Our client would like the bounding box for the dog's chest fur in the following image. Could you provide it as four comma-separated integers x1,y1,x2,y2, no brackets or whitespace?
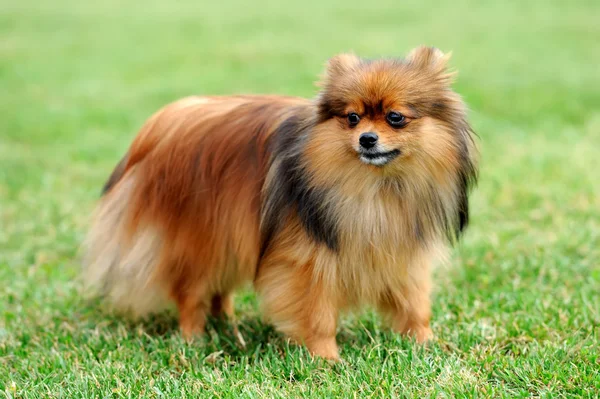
313,186,444,306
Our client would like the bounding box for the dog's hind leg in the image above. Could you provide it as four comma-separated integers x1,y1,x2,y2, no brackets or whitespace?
210,293,235,319
170,279,210,339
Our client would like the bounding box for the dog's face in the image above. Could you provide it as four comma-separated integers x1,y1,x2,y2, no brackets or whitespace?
313,47,472,178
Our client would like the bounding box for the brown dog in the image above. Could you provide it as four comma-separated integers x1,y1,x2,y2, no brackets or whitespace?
83,46,478,360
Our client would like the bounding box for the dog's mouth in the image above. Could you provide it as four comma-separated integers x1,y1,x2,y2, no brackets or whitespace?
359,149,401,166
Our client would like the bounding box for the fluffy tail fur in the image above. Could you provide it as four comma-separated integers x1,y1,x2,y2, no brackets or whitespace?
82,169,169,317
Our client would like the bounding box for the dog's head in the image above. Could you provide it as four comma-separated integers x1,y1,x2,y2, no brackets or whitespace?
308,46,476,184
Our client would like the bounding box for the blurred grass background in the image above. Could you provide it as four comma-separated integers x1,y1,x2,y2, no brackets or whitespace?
1,0,599,397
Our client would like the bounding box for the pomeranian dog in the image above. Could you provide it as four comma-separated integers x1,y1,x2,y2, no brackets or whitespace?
83,46,478,360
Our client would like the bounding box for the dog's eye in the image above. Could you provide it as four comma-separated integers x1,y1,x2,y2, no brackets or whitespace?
347,113,361,126
386,112,407,128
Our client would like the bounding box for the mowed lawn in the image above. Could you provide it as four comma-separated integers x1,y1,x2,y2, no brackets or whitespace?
1,0,599,397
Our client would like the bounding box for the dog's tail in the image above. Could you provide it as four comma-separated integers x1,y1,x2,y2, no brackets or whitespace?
82,165,169,317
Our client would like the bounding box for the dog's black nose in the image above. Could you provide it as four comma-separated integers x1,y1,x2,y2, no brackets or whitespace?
359,132,378,149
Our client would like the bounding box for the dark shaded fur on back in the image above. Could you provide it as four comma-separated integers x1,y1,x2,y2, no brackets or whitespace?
260,107,341,257
102,153,129,195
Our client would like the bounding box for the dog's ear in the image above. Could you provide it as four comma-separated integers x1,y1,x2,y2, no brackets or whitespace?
406,46,455,83
406,46,450,69
318,53,361,87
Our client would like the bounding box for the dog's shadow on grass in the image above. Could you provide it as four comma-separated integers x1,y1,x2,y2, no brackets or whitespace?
79,299,389,364
79,298,300,361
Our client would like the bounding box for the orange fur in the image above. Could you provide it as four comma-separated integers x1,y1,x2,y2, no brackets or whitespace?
83,46,478,359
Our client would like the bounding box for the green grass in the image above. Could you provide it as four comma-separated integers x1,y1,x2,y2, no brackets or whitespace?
1,0,599,397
